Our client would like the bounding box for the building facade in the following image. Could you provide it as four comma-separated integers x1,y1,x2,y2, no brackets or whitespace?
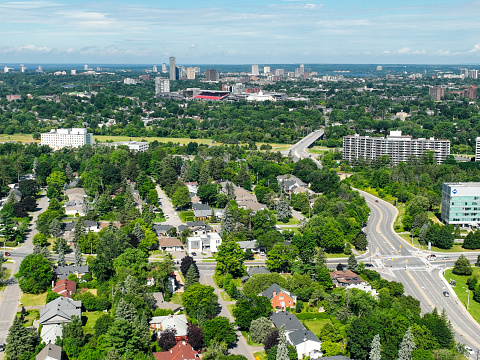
155,77,170,94
251,64,259,75
41,128,93,150
342,131,450,165
205,69,219,82
441,182,480,227
169,56,177,81
429,86,446,101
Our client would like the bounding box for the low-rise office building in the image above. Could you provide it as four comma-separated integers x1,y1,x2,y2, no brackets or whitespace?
41,128,93,150
441,182,480,227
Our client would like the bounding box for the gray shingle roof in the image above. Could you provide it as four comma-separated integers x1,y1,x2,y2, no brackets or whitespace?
192,203,211,211
248,267,270,276
288,329,321,346
54,265,89,280
36,343,62,360
153,224,174,234
270,311,303,331
261,283,295,300
321,356,351,360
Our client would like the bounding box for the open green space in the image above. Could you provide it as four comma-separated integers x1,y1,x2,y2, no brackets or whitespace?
326,253,349,259
179,211,194,223
276,217,300,225
444,268,480,324
303,318,332,337
398,233,477,253
0,134,37,143
82,311,104,334
241,331,264,346
17,309,40,327
254,350,267,360
170,293,183,305
20,292,47,307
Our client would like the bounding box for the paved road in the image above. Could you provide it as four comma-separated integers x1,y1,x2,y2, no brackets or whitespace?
0,194,48,345
286,129,324,167
200,272,259,360
360,190,480,356
155,184,182,227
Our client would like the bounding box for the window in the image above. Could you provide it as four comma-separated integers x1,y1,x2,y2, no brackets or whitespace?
279,296,284,300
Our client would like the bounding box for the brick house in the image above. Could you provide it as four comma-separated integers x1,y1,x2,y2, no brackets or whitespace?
261,283,297,309
52,279,77,298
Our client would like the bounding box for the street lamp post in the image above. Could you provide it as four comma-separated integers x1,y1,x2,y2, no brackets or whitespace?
467,289,470,311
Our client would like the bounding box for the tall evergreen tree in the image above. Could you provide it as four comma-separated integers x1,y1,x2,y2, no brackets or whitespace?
133,222,145,242
74,242,82,266
115,298,138,322
184,264,199,290
276,326,289,360
276,194,291,222
58,244,66,267
397,327,416,360
221,206,234,236
73,218,86,244
5,316,36,359
49,218,61,240
347,253,358,272
369,334,381,360
65,163,73,180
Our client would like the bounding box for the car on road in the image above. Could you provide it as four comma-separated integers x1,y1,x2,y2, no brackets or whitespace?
443,291,449,297
191,252,197,256
365,263,375,268
443,256,450,260
375,200,378,202
165,214,170,219
0,343,4,352
4,252,10,256
465,346,475,355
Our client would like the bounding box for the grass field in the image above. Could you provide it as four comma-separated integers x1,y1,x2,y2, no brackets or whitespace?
0,134,37,143
303,318,332,337
276,218,300,225
17,309,40,327
179,211,194,223
326,253,349,259
444,268,480,324
241,331,264,346
20,292,47,307
170,293,183,305
398,233,477,253
254,351,267,360
82,311,104,334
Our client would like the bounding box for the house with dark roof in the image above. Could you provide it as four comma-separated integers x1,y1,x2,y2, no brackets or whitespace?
261,283,297,309
54,264,89,280
52,279,77,298
178,221,212,236
192,203,212,220
153,224,175,236
158,237,184,252
36,343,62,360
330,270,366,287
39,297,82,344
84,220,99,232
241,266,270,283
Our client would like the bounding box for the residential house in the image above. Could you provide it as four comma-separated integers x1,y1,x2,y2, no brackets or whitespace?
329,270,366,288
9,188,22,202
241,266,270,283
153,224,175,236
192,203,212,220
237,199,266,212
346,283,378,298
237,240,261,253
158,237,184,252
39,297,82,344
85,220,99,232
36,343,62,360
149,314,188,340
187,232,222,254
99,221,122,230
178,221,212,236
277,175,308,194
130,188,143,209
261,283,297,309
65,187,87,198
153,341,198,360
52,279,77,298
270,311,322,359
54,264,89,280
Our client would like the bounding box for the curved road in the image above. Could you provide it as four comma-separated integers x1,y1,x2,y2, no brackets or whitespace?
359,190,480,355
286,129,324,167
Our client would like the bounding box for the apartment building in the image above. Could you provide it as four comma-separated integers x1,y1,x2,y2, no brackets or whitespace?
41,128,93,150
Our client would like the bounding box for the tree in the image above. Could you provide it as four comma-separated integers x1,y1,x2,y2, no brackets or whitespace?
266,244,298,273
158,328,177,351
180,256,196,276
15,254,52,294
215,240,245,278
276,326,289,360
5,316,36,360
49,218,61,239
184,264,199,290
348,254,358,272
65,163,74,180
397,327,416,360
33,233,48,247
233,295,272,330
352,232,368,251
133,222,145,243
58,245,66,267
369,334,381,360
147,189,159,205
202,339,228,360
53,237,69,253
74,242,83,266
46,170,67,199
320,221,345,253
250,317,274,344
221,206,235,236
171,186,190,209
203,316,236,345
315,265,333,288
95,314,114,337
182,283,218,319
452,254,472,275
102,318,150,355
19,179,39,198
276,195,291,222
187,323,204,350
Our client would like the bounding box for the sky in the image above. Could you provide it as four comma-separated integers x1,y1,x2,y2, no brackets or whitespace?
1,0,480,64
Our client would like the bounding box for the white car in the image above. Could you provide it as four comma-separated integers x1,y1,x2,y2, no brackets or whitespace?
465,346,475,355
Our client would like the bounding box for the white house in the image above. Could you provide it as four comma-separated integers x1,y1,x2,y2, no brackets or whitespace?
187,232,222,254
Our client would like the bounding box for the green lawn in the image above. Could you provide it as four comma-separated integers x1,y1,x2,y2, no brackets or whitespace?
254,351,267,360
220,291,232,302
0,134,37,143
276,218,300,225
303,318,332,337
20,292,47,307
444,268,480,324
170,293,183,305
82,311,104,334
94,135,215,145
281,226,301,235
179,211,194,223
17,309,40,327
241,331,264,346
393,203,406,232
227,304,236,315
398,233,478,253
326,253,349,259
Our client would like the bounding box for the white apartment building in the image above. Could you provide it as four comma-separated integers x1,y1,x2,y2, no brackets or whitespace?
251,64,259,76
187,232,222,254
102,141,149,152
476,137,480,161
41,128,93,150
155,77,170,94
342,130,450,165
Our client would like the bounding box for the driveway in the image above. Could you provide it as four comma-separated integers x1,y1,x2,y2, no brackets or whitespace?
0,194,49,347
155,184,183,227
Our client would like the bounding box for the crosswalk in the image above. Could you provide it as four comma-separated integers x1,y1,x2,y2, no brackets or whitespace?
387,266,440,271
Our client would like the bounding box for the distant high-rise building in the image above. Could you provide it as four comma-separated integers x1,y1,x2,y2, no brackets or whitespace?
179,66,186,79
476,137,480,160
155,77,170,95
71,70,76,75
263,66,270,74
41,128,93,150
460,68,469,77
169,57,177,81
469,69,479,79
20,64,26,73
153,65,157,72
299,64,304,74
376,66,383,71
463,86,477,100
3,66,9,73
274,69,285,76
429,86,446,101
205,69,219,82
96,66,101,71
186,67,196,80
38,65,43,72
84,65,88,70
251,65,259,75
162,63,167,73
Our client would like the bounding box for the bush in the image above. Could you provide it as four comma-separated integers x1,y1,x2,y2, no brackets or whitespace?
295,300,304,313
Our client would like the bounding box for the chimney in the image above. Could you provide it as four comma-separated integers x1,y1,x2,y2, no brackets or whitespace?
272,291,276,297
168,314,172,318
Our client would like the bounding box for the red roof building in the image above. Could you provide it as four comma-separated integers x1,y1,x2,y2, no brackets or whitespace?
52,279,77,298
153,341,198,360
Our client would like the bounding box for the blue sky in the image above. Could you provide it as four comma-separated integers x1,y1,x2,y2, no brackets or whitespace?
1,0,480,64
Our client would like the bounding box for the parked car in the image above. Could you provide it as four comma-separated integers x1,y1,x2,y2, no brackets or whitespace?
4,252,10,256
0,343,5,352
465,346,475,355
375,200,378,202
191,252,197,256
443,291,449,297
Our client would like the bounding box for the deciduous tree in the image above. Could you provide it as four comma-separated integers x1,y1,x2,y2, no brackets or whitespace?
15,254,53,294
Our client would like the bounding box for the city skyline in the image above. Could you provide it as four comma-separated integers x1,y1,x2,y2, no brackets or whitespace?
1,0,480,64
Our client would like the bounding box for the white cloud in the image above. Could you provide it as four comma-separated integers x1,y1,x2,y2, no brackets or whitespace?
397,47,411,54
1,44,53,53
469,43,480,53
411,49,426,55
